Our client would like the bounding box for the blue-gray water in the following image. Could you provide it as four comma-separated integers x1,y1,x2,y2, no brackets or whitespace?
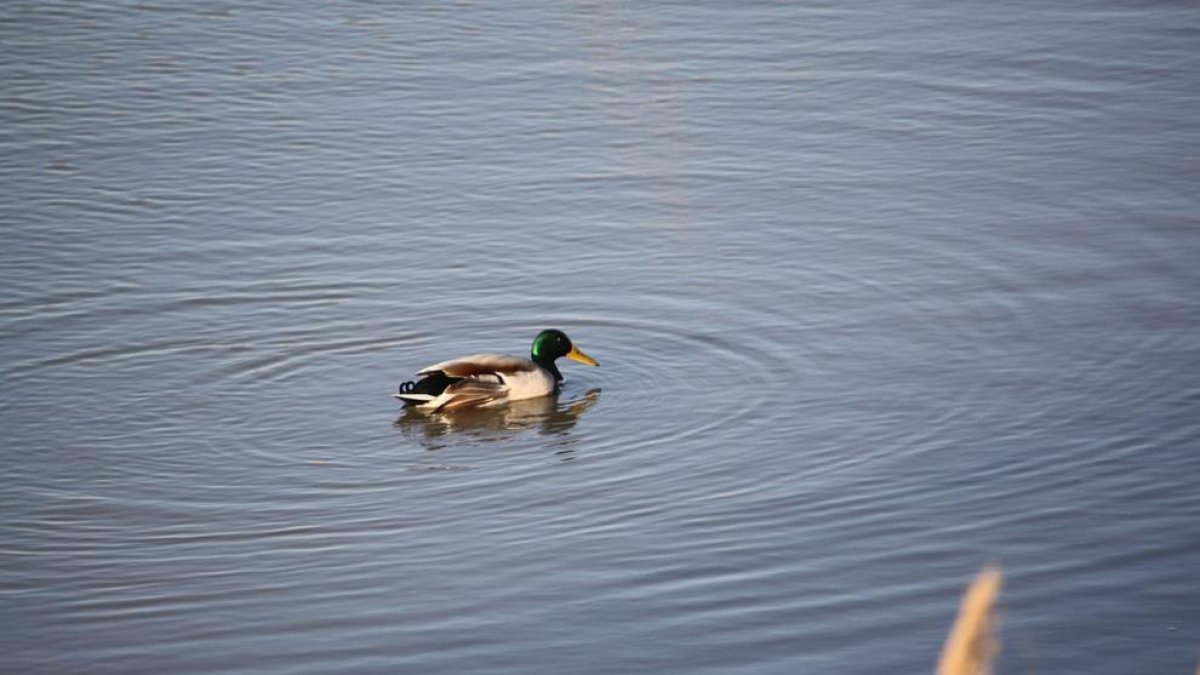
2,1,1198,673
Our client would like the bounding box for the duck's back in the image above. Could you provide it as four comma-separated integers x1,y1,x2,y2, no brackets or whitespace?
417,353,537,378
410,353,556,406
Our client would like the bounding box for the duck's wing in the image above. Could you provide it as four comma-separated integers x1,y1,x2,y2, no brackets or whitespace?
417,353,538,378
397,354,538,410
436,378,510,412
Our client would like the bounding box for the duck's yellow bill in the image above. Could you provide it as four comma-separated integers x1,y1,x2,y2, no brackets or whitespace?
567,345,598,366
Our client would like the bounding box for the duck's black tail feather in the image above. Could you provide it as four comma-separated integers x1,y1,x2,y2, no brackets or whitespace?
395,371,461,405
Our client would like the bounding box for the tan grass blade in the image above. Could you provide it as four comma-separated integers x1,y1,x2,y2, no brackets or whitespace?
937,565,1003,675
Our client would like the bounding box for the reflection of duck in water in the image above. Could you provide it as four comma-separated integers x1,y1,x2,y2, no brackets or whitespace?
394,388,602,442
394,329,598,412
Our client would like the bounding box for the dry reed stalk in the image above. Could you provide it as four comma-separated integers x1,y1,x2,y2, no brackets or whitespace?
937,565,1003,675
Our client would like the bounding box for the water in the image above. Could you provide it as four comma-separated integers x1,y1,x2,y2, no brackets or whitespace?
2,1,1198,673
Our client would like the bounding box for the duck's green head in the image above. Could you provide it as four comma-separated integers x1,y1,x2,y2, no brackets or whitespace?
531,329,598,372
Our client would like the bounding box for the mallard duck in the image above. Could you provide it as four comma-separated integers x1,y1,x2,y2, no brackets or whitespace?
394,329,598,412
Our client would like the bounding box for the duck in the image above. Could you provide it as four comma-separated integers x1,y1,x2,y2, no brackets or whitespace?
394,329,598,412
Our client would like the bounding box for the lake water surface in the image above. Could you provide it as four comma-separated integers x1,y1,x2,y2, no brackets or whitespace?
2,1,1199,673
